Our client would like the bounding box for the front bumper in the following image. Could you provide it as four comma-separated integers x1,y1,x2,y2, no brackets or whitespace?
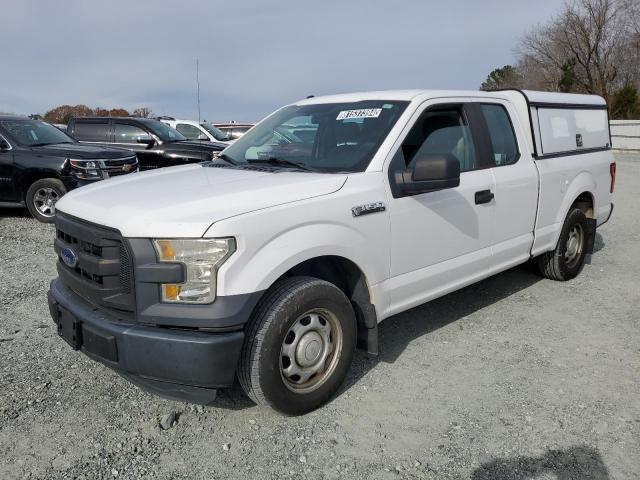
48,278,244,404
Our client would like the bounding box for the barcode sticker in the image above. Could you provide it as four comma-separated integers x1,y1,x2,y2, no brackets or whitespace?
336,108,382,121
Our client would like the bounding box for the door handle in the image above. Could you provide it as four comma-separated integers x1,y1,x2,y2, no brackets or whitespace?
475,189,494,205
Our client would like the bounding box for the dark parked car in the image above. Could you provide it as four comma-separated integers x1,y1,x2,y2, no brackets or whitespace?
67,117,227,170
0,116,138,222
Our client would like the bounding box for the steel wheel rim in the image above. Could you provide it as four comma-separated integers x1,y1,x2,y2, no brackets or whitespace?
565,224,584,268
33,187,60,217
280,308,343,394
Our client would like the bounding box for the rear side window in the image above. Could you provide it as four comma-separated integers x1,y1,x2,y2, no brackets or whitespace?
73,121,110,142
114,123,148,143
480,104,519,166
400,107,477,172
176,123,202,140
536,107,609,155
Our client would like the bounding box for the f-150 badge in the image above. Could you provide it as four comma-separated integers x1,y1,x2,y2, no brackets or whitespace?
352,202,386,217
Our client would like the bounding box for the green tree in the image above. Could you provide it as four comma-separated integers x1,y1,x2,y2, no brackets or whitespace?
610,84,640,119
480,65,521,91
558,60,577,92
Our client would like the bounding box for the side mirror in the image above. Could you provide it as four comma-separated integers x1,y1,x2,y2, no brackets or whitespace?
197,133,210,141
0,139,11,151
136,135,155,146
395,153,460,195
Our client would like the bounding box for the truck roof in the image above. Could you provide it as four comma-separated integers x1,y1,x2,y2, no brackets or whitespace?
295,89,606,107
296,89,608,158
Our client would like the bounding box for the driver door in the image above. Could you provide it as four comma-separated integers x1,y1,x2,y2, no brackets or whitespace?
385,100,496,316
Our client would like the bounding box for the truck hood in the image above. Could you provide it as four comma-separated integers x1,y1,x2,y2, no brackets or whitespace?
56,164,347,238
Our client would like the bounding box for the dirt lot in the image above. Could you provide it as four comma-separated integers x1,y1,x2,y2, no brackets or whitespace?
0,153,638,480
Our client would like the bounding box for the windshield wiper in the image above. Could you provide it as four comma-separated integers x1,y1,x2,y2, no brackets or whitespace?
247,157,315,172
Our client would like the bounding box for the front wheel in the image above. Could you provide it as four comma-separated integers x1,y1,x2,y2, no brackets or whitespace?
536,208,590,281
26,178,66,223
238,276,357,415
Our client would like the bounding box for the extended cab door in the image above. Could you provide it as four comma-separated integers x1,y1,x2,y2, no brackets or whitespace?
385,100,496,316
470,100,539,267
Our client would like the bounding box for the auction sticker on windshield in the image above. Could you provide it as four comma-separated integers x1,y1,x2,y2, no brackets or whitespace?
336,108,382,120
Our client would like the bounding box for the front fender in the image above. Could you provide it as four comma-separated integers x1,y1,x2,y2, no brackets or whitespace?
217,221,385,297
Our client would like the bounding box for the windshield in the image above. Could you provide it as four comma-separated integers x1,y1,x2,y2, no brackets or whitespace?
143,119,187,142
200,123,230,141
0,119,75,146
221,100,408,172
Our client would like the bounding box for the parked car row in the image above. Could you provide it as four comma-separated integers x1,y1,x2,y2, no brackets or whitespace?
67,117,227,170
0,114,254,222
0,117,139,222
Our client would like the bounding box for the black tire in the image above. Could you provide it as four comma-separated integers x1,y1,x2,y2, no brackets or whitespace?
536,208,590,281
238,276,357,415
26,178,66,223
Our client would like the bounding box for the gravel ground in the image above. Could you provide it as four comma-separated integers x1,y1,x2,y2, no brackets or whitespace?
1,153,638,480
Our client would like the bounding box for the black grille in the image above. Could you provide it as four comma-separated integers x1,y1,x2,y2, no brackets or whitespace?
119,245,132,294
54,213,135,313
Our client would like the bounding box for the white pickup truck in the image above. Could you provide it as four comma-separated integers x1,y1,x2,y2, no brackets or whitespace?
48,89,615,414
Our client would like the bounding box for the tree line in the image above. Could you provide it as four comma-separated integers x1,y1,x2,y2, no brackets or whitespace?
481,0,640,119
41,105,154,124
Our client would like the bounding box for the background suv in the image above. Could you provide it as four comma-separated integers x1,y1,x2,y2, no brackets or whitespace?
67,117,227,170
158,118,234,145
0,116,137,222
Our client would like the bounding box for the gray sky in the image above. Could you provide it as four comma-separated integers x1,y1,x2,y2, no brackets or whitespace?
1,0,562,122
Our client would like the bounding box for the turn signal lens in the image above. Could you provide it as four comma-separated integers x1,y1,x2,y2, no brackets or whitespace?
163,284,181,301
156,240,175,261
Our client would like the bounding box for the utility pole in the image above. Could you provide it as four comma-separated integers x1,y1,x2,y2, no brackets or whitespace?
196,59,201,124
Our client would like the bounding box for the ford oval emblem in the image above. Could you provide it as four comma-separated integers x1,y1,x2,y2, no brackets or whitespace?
61,247,78,269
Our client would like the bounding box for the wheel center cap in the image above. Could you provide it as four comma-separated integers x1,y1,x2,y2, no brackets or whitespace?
296,331,323,367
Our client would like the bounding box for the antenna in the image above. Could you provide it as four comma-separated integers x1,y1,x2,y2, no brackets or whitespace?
196,59,201,124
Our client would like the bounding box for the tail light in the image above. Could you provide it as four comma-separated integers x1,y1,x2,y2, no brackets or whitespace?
610,162,616,193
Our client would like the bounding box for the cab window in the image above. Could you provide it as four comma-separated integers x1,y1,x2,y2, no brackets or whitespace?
176,123,203,140
73,121,110,142
480,104,519,166
114,123,148,143
400,106,477,172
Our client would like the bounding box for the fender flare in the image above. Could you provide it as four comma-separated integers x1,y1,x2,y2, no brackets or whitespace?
549,171,596,250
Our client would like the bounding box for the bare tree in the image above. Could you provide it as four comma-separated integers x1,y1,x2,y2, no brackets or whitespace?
518,0,639,99
132,107,153,118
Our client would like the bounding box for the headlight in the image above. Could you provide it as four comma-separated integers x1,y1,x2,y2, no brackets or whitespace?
153,238,236,304
69,159,101,178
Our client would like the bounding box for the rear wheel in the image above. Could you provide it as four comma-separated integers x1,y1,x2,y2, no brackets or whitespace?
26,178,66,223
536,208,590,281
238,276,357,415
